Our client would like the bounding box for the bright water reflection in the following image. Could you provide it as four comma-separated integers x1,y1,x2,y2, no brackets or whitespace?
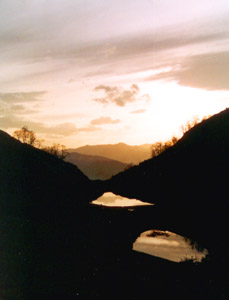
91,192,153,207
133,230,208,263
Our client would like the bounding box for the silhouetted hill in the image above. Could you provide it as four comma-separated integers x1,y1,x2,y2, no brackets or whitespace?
0,130,104,299
69,142,152,164
65,152,127,180
107,108,229,255
0,130,100,212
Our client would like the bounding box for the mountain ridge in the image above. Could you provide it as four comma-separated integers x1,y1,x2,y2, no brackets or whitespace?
68,143,152,164
65,151,127,180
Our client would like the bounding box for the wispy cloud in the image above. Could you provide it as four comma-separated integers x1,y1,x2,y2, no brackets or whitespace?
93,84,150,107
78,125,101,132
146,51,229,91
0,91,46,103
0,113,78,137
90,116,120,125
130,109,146,114
1,9,229,84
2,15,229,64
9,104,39,115
0,91,44,124
46,123,79,136
0,114,43,131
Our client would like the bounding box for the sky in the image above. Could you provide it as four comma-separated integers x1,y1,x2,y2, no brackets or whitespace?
1,0,229,147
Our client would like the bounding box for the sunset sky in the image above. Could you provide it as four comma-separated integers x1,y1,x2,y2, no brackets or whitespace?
1,0,229,147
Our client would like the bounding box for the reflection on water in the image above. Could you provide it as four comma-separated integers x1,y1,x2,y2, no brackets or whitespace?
91,192,153,207
133,230,208,263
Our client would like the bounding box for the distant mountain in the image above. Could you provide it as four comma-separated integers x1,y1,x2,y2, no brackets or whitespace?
65,152,127,180
106,108,229,255
68,142,152,164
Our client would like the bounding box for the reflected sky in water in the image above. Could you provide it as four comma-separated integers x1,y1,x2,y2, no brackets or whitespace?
133,230,208,263
91,192,153,207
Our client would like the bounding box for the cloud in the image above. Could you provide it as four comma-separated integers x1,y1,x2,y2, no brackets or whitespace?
90,116,120,125
0,91,46,103
10,104,25,112
146,51,229,91
0,92,42,118
0,90,99,137
0,114,44,131
45,123,79,136
78,125,101,132
131,109,146,114
93,84,150,107
0,114,78,137
2,13,228,66
10,104,39,115
1,8,229,88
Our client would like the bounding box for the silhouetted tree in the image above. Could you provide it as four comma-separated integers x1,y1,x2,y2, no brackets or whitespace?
42,144,67,159
124,163,135,170
151,136,178,158
13,126,36,145
13,126,67,159
34,138,45,149
181,116,199,135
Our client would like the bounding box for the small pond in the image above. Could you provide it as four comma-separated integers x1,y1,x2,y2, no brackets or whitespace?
133,229,208,263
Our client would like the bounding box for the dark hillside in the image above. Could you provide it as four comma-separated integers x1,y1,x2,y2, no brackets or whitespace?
0,131,104,299
107,108,229,254
0,130,101,214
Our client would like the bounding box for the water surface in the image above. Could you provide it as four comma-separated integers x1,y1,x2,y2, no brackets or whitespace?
133,229,208,263
91,192,153,207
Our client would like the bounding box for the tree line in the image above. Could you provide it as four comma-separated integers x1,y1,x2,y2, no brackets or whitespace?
13,126,67,159
151,115,209,158
13,115,209,162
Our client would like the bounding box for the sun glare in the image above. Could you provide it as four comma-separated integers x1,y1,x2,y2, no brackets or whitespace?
137,81,229,144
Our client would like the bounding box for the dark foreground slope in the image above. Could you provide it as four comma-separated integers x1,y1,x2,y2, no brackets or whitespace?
65,152,127,180
107,108,229,255
0,130,101,211
0,131,103,299
1,125,229,300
